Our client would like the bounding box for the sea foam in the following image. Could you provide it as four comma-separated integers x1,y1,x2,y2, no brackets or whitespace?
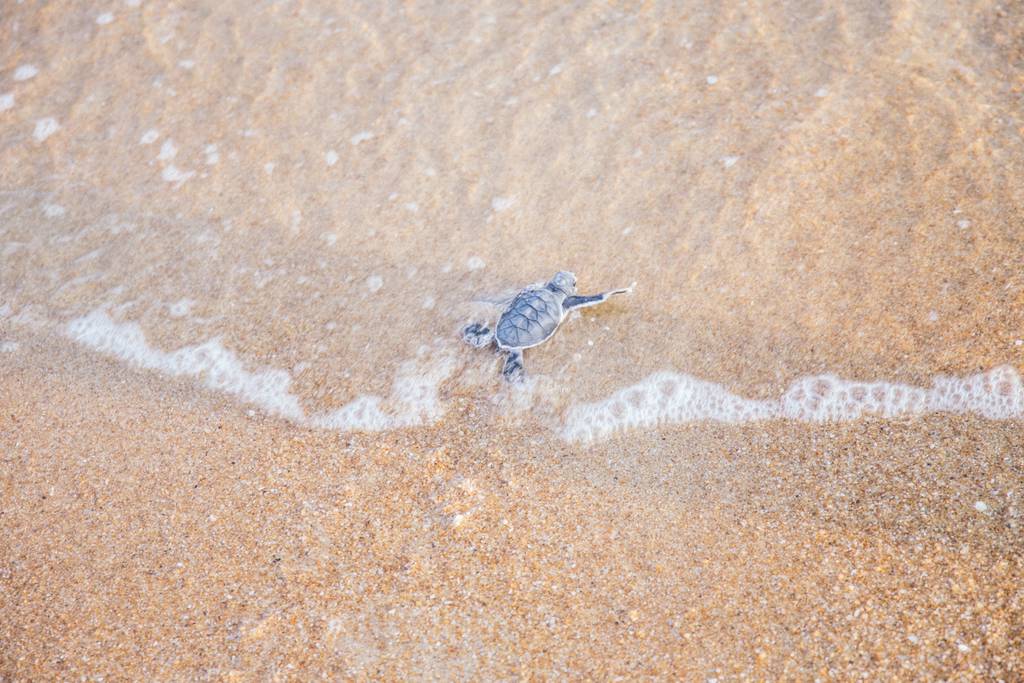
564,365,1024,442
61,311,1023,441
562,372,779,442
780,366,1023,421
65,310,455,431
67,310,305,420
311,350,455,431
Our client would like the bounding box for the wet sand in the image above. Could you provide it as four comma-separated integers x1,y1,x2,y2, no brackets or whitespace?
4,333,1022,679
2,0,1024,679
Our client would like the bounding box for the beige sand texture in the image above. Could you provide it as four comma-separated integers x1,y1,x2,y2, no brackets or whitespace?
2,0,1023,679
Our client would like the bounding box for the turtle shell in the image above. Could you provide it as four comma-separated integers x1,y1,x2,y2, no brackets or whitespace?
495,287,564,349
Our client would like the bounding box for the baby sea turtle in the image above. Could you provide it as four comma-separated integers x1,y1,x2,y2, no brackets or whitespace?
462,271,632,381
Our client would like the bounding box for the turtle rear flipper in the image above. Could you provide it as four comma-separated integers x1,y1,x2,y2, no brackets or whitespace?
502,349,524,382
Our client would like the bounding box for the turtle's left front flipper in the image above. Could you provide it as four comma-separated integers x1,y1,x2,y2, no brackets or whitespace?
462,323,494,348
563,283,634,312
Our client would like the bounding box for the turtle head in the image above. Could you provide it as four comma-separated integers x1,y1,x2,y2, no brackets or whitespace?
547,270,577,296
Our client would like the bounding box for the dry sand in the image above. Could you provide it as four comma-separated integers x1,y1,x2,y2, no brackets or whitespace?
2,0,1023,679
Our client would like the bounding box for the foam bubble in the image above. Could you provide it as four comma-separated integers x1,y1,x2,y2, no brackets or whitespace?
467,256,485,270
96,12,114,24
33,117,60,142
0,93,14,112
204,144,219,165
366,275,383,293
140,129,159,145
161,165,194,185
350,131,373,145
325,149,339,166
706,75,718,85
42,204,66,218
157,139,177,160
491,196,515,212
0,341,19,353
564,366,1024,442
168,299,194,317
14,65,38,81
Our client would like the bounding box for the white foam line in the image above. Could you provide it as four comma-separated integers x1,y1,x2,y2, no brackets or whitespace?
65,309,454,432
563,366,1024,442
562,372,778,442
62,310,1024,442
67,310,305,420
309,352,456,431
780,369,1023,421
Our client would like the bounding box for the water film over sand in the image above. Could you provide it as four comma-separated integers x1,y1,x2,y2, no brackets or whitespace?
2,0,1023,679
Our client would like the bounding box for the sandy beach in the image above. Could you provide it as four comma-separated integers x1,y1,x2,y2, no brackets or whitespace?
2,0,1023,679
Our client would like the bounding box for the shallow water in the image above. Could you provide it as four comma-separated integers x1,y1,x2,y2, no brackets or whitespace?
2,0,1023,678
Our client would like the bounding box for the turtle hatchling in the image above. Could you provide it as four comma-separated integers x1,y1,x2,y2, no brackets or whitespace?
462,271,632,381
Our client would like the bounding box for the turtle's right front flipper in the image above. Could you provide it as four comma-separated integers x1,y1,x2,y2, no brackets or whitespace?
563,284,632,312
462,323,494,348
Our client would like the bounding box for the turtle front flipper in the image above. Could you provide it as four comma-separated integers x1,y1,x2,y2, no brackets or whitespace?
563,286,632,312
502,349,524,382
462,323,494,348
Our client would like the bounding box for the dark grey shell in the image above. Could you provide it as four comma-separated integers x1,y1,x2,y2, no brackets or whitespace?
495,287,564,349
